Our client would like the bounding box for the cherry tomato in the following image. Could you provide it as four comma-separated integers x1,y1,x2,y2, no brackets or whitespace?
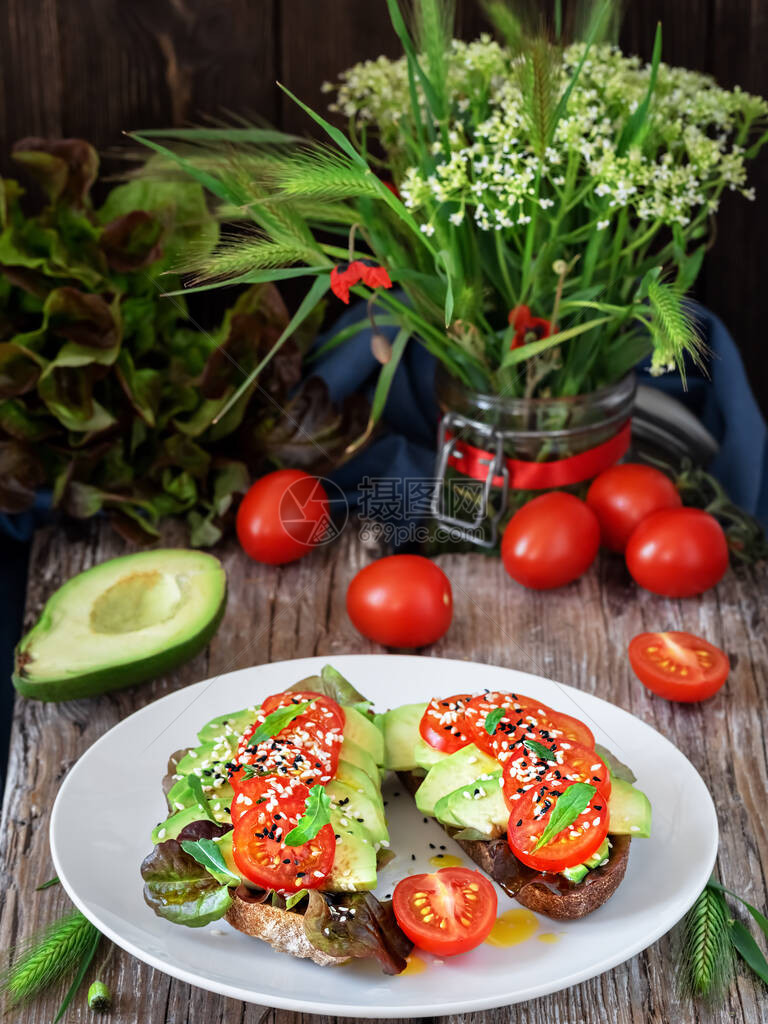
393,867,497,955
232,785,335,892
625,507,729,597
502,741,610,808
507,782,609,872
501,492,600,590
237,469,330,566
586,463,682,552
419,694,473,753
628,631,730,702
346,555,453,648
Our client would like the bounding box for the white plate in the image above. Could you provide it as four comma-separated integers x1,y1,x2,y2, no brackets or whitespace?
51,655,717,1016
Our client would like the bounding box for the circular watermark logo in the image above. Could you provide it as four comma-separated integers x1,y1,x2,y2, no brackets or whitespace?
278,475,349,547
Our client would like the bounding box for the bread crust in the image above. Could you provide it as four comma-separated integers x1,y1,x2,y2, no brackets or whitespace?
225,894,351,967
399,770,631,920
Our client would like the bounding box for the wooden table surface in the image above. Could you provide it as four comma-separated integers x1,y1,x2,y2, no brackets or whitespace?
2,518,767,1024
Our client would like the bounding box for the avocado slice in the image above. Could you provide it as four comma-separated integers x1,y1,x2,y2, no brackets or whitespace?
342,706,385,765
323,806,378,891
382,702,427,770
414,735,449,771
326,778,388,845
434,771,507,837
13,549,227,701
339,738,381,786
415,744,499,816
606,777,652,837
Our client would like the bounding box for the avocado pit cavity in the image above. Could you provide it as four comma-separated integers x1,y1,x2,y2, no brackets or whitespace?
89,570,185,634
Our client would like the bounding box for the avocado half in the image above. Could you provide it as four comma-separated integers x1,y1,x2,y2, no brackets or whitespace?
13,548,227,701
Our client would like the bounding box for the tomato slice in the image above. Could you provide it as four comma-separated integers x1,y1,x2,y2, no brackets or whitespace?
233,737,331,786
392,867,497,955
261,690,345,731
232,784,336,892
229,772,306,825
237,691,344,783
502,741,610,809
542,710,595,750
628,631,729,702
463,691,553,757
507,782,609,872
419,694,473,753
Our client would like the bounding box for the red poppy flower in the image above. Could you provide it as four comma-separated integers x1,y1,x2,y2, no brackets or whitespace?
508,305,553,349
330,260,392,304
360,264,392,290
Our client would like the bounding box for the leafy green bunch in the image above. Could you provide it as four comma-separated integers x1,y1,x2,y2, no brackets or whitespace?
0,138,362,544
130,0,766,417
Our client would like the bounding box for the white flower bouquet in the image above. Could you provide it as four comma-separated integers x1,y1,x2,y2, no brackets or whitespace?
134,0,768,427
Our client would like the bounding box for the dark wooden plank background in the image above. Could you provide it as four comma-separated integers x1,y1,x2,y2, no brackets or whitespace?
0,0,766,414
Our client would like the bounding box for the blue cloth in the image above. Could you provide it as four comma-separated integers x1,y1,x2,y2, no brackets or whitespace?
315,300,768,527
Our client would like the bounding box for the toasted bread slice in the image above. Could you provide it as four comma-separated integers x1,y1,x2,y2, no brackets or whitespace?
226,889,350,966
399,770,630,920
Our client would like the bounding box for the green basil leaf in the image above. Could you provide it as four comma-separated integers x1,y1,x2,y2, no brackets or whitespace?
284,785,332,847
180,837,240,885
284,889,309,911
247,701,311,749
533,782,596,851
484,707,506,735
730,920,768,986
524,739,555,761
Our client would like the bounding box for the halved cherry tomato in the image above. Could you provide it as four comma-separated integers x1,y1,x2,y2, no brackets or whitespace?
628,631,729,702
502,741,610,809
392,867,497,955
507,782,609,872
232,784,335,892
419,694,473,753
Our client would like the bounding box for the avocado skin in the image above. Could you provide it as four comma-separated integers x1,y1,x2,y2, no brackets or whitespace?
12,586,227,702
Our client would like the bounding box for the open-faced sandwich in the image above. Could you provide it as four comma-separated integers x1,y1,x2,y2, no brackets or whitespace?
141,665,411,973
382,689,651,920
143,672,651,973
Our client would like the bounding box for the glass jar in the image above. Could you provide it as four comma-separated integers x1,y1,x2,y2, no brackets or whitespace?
430,368,637,548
